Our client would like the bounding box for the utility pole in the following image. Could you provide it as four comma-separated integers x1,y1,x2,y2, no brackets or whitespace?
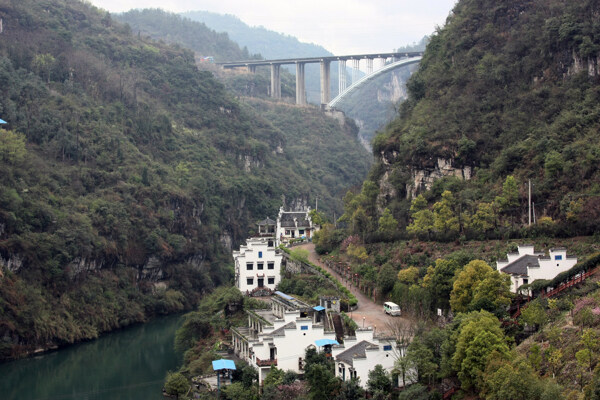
528,179,532,226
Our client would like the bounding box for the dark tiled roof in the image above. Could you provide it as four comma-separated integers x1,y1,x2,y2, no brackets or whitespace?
257,218,276,226
270,322,296,336
336,340,377,366
500,254,540,276
280,212,310,228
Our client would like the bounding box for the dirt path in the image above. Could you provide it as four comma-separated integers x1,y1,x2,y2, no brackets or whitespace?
297,243,410,335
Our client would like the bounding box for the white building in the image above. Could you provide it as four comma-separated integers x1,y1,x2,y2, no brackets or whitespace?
233,237,282,294
497,245,578,293
232,292,335,384
332,330,411,389
276,206,320,245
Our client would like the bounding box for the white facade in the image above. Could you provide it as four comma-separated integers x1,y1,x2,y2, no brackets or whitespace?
332,329,412,389
276,206,320,246
233,237,282,293
232,301,336,385
498,245,578,293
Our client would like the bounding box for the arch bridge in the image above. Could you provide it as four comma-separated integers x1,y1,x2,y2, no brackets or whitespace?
219,52,423,106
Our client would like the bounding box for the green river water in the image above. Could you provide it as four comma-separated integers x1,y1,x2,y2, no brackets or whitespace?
0,314,183,400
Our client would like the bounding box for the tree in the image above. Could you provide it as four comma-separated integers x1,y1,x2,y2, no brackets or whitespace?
164,372,190,399
377,208,398,238
367,364,392,396
468,202,497,236
452,310,510,391
450,260,511,314
263,365,284,387
309,209,328,226
519,299,548,330
0,130,27,164
397,266,419,284
336,378,365,400
482,356,537,400
305,363,339,400
377,263,397,297
32,53,56,83
422,258,460,311
407,337,438,384
433,190,459,236
495,175,519,214
407,195,434,238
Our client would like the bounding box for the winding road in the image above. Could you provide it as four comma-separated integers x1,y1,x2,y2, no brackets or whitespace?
297,243,411,336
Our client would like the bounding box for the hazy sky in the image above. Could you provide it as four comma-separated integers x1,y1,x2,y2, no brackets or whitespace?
89,0,457,54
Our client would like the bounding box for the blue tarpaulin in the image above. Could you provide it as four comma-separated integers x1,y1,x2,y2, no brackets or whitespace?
315,339,339,347
313,306,326,312
212,359,236,371
0,119,7,124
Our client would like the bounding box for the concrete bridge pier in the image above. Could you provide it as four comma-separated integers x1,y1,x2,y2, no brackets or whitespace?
320,59,331,104
366,58,373,75
351,59,360,83
270,64,281,99
296,62,306,105
247,65,256,73
338,60,347,94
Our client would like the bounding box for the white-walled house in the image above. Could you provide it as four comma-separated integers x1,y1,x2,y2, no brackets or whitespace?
233,237,282,294
232,292,336,384
276,206,320,245
332,330,412,389
497,245,578,293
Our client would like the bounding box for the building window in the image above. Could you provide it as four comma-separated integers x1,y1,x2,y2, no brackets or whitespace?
383,345,392,351
285,230,291,235
246,262,253,270
268,277,275,284
268,240,274,247
247,278,254,285
300,325,308,331
259,251,263,258
555,255,563,260
268,262,275,270
299,230,304,235
523,279,528,285
257,262,264,270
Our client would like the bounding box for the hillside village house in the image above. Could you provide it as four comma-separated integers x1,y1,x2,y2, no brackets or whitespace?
497,244,578,293
276,206,320,245
233,237,282,294
232,291,409,387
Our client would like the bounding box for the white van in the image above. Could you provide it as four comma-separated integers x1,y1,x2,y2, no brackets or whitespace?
383,302,401,316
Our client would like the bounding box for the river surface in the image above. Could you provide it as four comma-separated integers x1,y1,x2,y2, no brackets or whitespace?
0,314,183,400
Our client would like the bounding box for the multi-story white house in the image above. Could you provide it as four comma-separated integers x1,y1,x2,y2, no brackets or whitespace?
233,237,282,294
276,206,320,245
232,291,336,384
497,244,578,293
232,291,411,388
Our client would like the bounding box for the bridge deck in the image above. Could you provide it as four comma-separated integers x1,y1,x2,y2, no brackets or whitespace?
219,52,423,68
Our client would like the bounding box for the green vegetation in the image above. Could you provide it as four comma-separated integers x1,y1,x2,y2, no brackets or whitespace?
0,0,368,359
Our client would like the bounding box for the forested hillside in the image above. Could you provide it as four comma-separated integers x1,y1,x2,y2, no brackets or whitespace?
343,0,600,241
116,9,254,63
0,0,369,359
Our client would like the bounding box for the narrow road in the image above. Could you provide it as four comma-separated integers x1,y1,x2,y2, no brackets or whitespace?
297,243,410,335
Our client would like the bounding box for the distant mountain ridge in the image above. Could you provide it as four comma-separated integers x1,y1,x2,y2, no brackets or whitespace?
180,11,333,59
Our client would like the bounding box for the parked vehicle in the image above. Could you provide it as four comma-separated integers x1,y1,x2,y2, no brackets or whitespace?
383,302,401,316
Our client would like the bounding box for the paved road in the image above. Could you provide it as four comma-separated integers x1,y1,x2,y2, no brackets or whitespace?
297,243,411,336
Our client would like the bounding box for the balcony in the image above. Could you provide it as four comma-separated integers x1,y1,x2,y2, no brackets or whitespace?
256,357,278,367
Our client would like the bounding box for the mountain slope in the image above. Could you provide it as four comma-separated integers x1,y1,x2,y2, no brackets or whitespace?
359,0,600,238
0,0,369,359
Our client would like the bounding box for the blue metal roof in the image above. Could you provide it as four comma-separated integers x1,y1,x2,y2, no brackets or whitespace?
315,338,339,347
212,359,236,371
0,119,7,124
313,306,326,311
274,291,294,301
